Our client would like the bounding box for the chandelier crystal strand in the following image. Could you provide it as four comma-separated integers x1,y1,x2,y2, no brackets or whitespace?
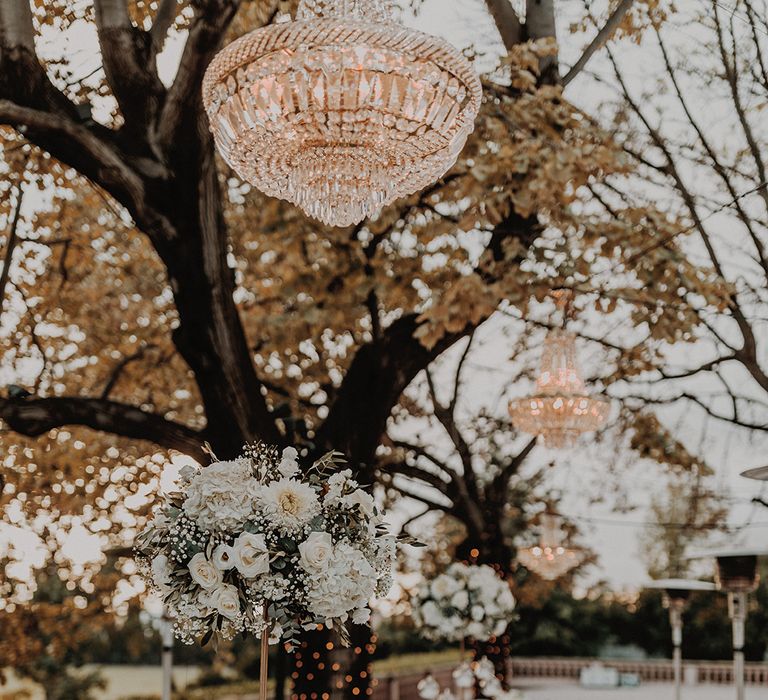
508,329,608,448
202,0,482,227
517,514,584,581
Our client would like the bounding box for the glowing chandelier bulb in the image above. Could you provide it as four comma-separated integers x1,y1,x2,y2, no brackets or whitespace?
508,328,608,448
202,0,482,227
517,514,583,581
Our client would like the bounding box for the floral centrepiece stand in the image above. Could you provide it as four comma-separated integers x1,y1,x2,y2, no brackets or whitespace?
412,562,515,642
136,444,398,697
412,563,518,700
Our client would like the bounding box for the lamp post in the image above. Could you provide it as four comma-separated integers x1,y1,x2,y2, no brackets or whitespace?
689,547,768,700
645,579,716,700
161,611,173,700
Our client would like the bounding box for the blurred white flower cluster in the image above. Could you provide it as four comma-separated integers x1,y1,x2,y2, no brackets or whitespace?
412,563,516,642
417,658,524,700
136,445,397,647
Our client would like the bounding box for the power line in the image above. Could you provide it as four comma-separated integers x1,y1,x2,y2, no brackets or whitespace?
711,0,768,39
552,510,768,531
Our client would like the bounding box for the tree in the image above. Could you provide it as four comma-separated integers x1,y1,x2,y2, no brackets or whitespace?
0,0,719,698
581,0,768,439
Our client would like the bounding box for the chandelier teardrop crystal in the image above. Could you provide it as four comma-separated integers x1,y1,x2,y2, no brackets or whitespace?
517,514,584,581
202,0,482,227
508,329,608,448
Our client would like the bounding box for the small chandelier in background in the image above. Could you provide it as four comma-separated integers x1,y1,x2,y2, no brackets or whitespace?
508,295,608,448
517,513,584,581
202,0,482,227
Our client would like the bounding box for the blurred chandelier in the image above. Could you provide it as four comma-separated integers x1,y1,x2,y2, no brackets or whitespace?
508,328,608,448
202,0,482,227
517,514,583,581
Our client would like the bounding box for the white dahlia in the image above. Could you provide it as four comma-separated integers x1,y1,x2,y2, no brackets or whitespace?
258,478,320,532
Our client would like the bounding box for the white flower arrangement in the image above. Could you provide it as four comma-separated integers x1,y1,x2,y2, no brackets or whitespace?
412,563,516,643
136,444,398,647
417,659,524,700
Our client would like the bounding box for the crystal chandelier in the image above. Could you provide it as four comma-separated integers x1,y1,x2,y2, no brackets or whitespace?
202,0,482,227
508,328,608,448
517,514,583,581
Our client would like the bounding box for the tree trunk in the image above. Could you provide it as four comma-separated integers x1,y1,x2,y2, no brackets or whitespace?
290,626,334,700
343,624,377,700
144,108,280,457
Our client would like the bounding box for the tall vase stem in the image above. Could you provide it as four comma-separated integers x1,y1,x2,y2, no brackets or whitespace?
261,604,270,700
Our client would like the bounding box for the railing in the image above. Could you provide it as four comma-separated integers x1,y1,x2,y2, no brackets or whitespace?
369,657,768,700
507,657,768,685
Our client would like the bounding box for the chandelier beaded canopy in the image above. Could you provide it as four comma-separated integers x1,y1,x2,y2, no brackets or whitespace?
202,0,482,227
508,328,608,448
517,514,583,581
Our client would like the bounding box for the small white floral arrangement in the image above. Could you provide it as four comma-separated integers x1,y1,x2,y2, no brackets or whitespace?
418,659,524,700
412,563,516,643
136,444,398,647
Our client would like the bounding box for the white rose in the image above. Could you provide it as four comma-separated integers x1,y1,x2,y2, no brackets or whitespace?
212,543,236,571
205,583,241,620
450,590,468,609
233,532,270,578
188,553,222,591
471,604,485,621
299,531,334,572
352,607,371,625
344,489,376,518
493,619,508,636
278,447,300,478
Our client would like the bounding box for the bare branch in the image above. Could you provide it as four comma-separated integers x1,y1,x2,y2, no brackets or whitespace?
101,344,158,399
0,396,208,460
562,0,635,87
0,185,24,320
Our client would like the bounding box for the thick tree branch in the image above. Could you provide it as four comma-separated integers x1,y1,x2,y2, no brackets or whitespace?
158,0,241,149
152,0,184,52
94,0,166,148
491,437,537,494
0,0,34,51
484,0,523,53
0,396,208,461
0,100,151,218
562,0,635,87
318,209,540,469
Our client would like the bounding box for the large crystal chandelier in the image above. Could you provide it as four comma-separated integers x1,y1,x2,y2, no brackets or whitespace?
508,328,608,448
202,0,482,227
517,514,583,581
